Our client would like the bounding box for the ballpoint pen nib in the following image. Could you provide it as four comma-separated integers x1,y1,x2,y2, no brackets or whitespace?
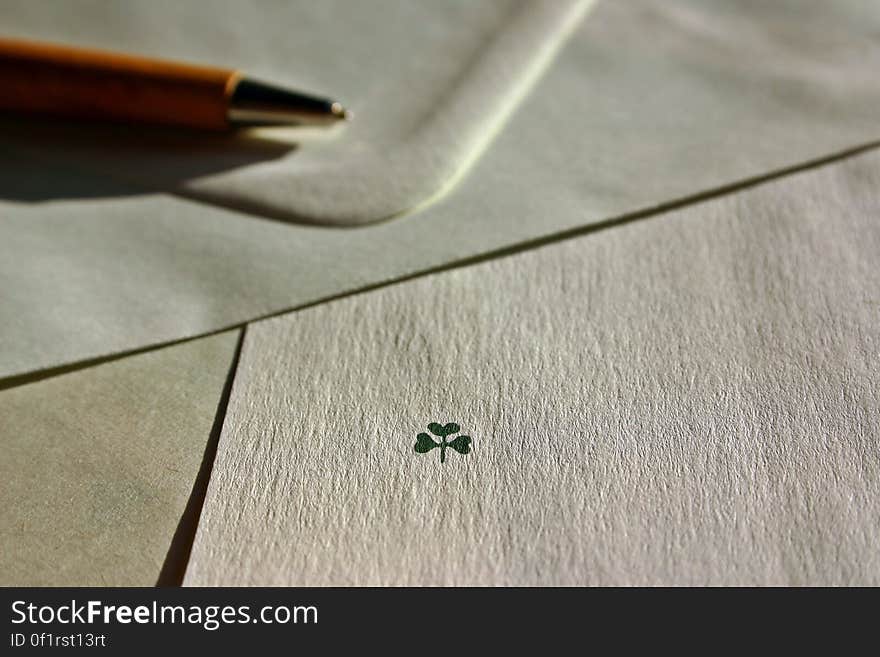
228,78,352,126
331,102,352,120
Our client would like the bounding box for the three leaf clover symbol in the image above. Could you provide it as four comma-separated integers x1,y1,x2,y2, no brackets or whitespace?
414,422,472,464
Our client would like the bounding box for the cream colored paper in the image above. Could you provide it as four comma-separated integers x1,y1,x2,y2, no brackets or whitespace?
0,330,240,586
2,0,880,380
185,152,880,586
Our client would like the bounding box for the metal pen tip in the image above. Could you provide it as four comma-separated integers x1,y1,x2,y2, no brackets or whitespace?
228,77,352,127
330,102,352,121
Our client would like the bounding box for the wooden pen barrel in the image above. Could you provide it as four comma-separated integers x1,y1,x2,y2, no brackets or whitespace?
0,36,239,130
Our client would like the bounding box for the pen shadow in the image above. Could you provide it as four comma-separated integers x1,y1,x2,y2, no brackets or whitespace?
0,114,298,203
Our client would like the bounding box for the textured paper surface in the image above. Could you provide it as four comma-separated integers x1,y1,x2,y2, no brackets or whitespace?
186,152,880,586
0,0,591,225
3,0,880,380
0,330,239,586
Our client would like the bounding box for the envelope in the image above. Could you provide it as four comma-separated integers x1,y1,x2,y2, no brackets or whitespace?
1,0,879,586
1,0,593,226
2,0,879,381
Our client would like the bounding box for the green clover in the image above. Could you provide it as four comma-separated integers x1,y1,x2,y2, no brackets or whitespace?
414,422,472,464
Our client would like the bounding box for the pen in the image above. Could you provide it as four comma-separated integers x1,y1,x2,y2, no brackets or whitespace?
0,36,350,131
